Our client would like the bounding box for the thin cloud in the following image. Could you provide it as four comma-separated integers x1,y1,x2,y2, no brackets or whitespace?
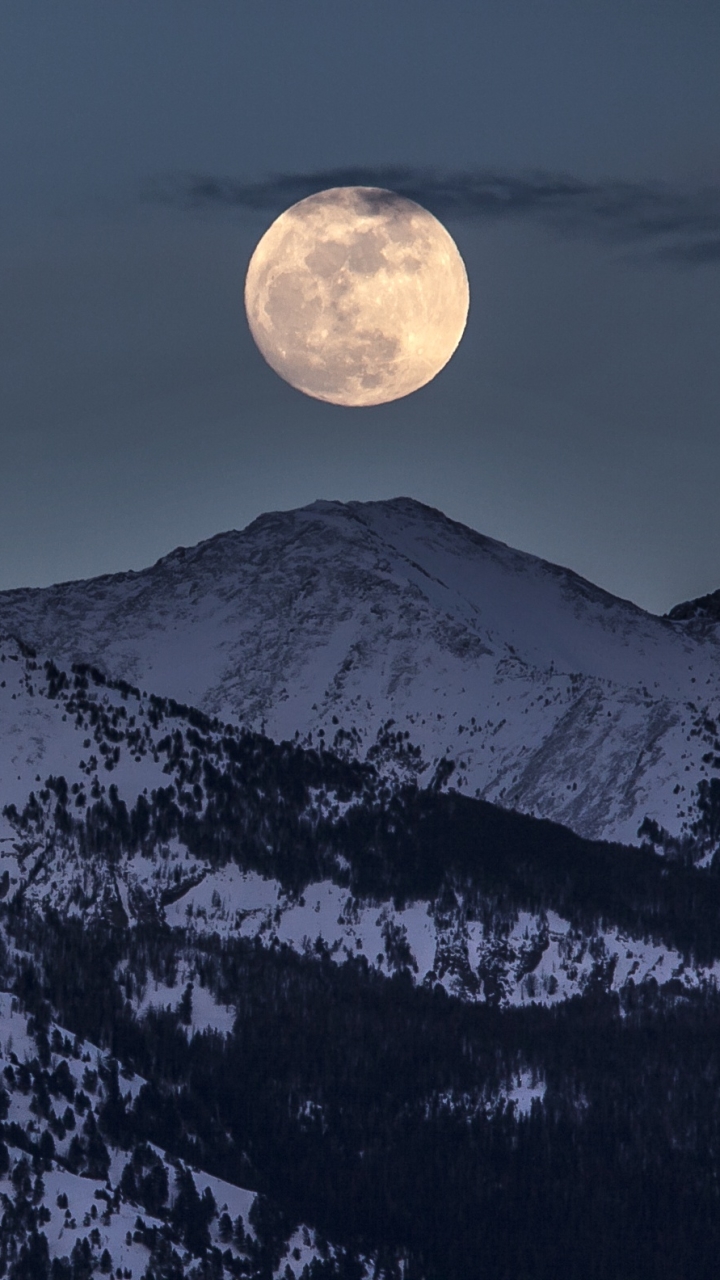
149,167,720,266
656,237,720,265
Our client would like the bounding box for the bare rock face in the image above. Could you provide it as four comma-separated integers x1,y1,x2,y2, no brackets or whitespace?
666,588,720,624
0,496,719,846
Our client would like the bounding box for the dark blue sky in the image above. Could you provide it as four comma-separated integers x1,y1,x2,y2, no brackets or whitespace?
1,1,719,611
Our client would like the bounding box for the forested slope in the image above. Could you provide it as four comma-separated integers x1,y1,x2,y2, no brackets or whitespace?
0,649,718,1274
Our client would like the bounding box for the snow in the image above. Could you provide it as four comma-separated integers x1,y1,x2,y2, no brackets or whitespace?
136,974,236,1038
0,499,717,1015
0,987,350,1278
165,867,720,1008
0,496,716,1267
429,1068,546,1122
38,1166,159,1274
0,496,718,848
504,1069,546,1117
167,867,440,981
0,990,36,1061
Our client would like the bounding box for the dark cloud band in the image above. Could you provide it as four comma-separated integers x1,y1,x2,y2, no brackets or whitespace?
149,167,720,266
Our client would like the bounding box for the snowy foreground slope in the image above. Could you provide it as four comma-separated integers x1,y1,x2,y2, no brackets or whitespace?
0,992,341,1278
0,497,718,846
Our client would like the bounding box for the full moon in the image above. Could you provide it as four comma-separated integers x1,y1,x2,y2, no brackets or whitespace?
244,186,469,406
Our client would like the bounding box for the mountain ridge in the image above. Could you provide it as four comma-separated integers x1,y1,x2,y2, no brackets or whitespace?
0,497,719,846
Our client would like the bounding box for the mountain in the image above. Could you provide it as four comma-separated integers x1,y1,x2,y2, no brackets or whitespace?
0,497,719,846
2,504,720,1276
1,636,720,1015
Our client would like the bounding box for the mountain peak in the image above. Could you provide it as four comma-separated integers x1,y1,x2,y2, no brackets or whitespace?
0,497,719,846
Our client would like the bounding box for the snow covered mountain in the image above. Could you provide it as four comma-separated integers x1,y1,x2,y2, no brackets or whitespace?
1,511,720,1276
0,636,717,1013
0,497,718,846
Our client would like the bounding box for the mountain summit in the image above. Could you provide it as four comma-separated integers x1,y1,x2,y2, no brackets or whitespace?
1,502,720,1277
0,497,718,845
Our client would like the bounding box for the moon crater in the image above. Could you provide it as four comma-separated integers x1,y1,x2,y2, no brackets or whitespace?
244,187,469,406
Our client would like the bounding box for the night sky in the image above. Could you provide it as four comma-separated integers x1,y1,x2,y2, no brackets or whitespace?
1,1,719,613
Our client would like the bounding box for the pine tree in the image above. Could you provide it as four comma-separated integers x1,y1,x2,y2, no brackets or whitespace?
170,1166,210,1257
10,1229,50,1279
178,982,194,1026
